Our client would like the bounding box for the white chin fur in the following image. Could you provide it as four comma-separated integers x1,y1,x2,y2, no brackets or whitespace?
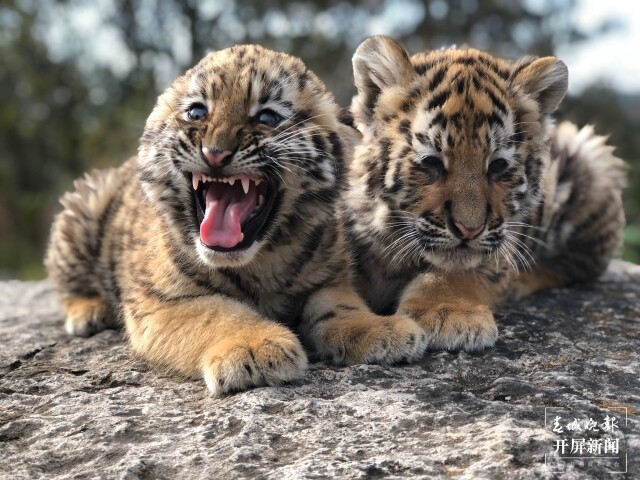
196,240,262,268
425,249,483,272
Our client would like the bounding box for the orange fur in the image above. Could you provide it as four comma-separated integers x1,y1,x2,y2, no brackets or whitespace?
46,44,427,395
344,36,625,352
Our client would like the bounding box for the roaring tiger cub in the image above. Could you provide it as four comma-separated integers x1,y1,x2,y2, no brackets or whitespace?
46,45,427,395
344,35,625,351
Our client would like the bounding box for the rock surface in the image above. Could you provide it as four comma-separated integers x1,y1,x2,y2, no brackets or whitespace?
1,261,639,479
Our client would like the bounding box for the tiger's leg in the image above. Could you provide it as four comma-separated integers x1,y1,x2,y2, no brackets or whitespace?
46,202,111,337
512,266,565,299
45,182,123,336
299,285,428,365
396,272,500,352
47,211,114,337
45,167,130,337
123,293,307,396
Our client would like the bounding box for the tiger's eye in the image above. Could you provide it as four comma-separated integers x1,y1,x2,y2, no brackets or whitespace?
488,158,509,177
187,103,208,121
416,155,445,183
256,109,283,127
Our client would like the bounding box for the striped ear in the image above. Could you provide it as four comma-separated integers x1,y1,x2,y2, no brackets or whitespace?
351,35,413,126
511,57,568,115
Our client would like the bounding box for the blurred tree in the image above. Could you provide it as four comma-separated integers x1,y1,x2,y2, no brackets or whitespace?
0,1,90,279
0,0,637,278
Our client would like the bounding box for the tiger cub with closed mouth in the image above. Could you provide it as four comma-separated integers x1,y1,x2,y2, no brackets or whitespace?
46,44,427,395
344,35,625,351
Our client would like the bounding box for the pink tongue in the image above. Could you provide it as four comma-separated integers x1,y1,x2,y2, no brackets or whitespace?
200,182,258,248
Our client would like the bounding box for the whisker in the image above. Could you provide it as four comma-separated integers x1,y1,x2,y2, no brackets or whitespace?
506,230,548,249
504,235,533,270
272,114,331,140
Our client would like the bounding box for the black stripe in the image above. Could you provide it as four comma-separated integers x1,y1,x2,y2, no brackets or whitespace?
485,87,507,115
311,311,336,325
427,90,449,110
427,67,447,90
217,268,259,304
91,196,123,259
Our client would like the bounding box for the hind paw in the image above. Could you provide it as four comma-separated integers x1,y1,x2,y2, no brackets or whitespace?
63,297,114,337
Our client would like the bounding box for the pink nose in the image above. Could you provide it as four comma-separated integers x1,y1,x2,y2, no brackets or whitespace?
202,148,232,166
454,221,485,240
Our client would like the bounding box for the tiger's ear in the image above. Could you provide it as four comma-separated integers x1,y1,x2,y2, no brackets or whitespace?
511,57,568,115
351,35,413,126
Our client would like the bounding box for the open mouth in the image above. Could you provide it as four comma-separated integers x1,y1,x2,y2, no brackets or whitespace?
191,172,277,252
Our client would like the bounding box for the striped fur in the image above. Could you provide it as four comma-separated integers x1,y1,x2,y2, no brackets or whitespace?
344,36,625,351
46,45,427,396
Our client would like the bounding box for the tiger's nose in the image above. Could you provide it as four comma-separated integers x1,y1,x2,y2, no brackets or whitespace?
202,147,233,166
452,221,485,240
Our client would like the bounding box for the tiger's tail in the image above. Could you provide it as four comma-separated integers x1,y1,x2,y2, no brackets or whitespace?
532,121,626,284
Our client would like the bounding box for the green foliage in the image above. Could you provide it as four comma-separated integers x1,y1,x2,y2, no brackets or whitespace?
0,0,637,279
623,225,640,264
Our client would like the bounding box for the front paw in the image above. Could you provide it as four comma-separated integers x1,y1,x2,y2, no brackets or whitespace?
401,304,498,352
202,325,308,396
323,314,428,365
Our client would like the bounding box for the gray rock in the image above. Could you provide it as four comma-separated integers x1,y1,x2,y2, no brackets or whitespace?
1,261,638,479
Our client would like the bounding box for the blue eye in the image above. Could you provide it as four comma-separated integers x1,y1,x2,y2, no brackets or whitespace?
488,158,509,177
256,109,283,127
187,103,207,121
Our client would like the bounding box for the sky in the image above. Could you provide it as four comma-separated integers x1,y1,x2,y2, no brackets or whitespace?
558,0,640,94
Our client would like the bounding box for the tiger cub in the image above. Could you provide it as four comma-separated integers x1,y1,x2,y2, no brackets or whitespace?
344,35,625,351
46,45,427,395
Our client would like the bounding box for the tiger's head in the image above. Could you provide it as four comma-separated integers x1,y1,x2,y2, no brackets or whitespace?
348,35,568,271
138,45,353,268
